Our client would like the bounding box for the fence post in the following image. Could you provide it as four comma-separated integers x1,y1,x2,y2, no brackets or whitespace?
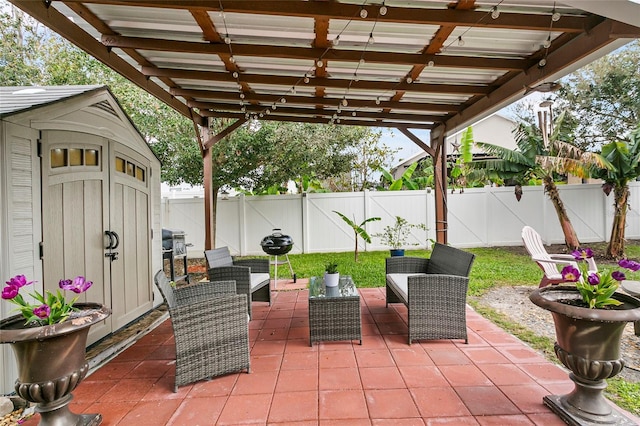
301,193,309,254
239,194,246,256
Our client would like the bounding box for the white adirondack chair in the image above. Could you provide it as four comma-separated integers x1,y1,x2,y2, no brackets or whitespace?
521,226,597,288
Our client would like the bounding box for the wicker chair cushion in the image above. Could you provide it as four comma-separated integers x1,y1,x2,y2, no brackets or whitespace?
251,273,270,289
387,273,425,303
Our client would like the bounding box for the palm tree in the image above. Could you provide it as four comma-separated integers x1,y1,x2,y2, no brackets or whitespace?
590,126,640,258
470,111,609,250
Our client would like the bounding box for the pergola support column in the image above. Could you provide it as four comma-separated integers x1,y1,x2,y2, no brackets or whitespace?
397,127,447,244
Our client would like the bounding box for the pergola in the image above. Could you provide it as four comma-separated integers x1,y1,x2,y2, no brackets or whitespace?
11,0,640,248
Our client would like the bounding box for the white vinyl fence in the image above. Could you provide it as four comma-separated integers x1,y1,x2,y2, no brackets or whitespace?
161,182,640,257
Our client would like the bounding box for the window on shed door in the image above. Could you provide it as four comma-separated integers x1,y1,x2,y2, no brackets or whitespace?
50,147,100,169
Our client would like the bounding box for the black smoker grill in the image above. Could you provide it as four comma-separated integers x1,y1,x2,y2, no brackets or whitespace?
260,229,296,287
162,228,189,283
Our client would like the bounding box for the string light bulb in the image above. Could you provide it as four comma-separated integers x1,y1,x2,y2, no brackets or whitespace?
359,58,365,65
240,93,245,99
375,97,381,105
368,32,375,44
427,60,435,67
265,109,270,115
272,104,277,110
224,35,231,44
360,8,368,18
316,59,324,67
406,76,413,84
543,36,551,49
342,98,348,107
352,111,357,117
304,75,310,84
291,87,296,94
353,73,359,82
259,113,264,118
457,36,465,47
539,58,547,67
232,71,239,79
241,106,246,112
491,6,500,19
380,4,387,16
280,97,287,103
333,35,340,46
229,56,236,64
551,10,561,22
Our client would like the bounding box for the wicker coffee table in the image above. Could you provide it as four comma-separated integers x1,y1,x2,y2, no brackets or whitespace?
309,275,362,346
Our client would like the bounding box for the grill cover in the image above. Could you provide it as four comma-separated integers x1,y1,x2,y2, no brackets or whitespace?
162,228,187,255
260,229,293,255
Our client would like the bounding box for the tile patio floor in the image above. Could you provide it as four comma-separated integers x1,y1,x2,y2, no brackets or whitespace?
21,283,639,425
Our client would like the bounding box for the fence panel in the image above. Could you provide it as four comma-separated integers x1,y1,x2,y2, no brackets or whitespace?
161,181,640,256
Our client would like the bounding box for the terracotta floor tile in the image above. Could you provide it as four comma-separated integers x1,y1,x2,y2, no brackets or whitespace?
475,414,535,425
477,364,536,386
319,367,363,390
118,399,182,425
427,348,472,366
455,386,521,416
97,378,157,402
362,322,382,336
263,317,292,329
186,373,238,398
146,344,176,360
359,366,405,389
319,350,357,369
258,327,290,341
410,386,470,417
499,384,554,413
86,360,138,381
439,365,492,387
72,379,117,403
320,389,369,420
266,308,295,319
269,390,319,423
287,325,310,340
372,419,426,426
398,365,449,388
281,350,319,370
275,368,318,392
250,354,283,372
391,347,434,366
459,347,510,364
365,389,421,419
114,344,153,362
478,331,525,346
136,331,172,346
82,401,137,425
128,359,173,379
232,370,278,395
141,376,193,400
498,345,547,364
423,416,479,425
216,393,272,425
252,339,287,355
285,338,318,353
250,319,265,330
377,321,409,335
355,349,396,368
542,381,574,395
322,419,372,426
517,363,570,384
167,396,226,425
526,412,570,425
353,334,388,350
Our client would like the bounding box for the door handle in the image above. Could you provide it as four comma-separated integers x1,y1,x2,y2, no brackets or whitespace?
111,231,120,249
105,231,114,249
104,231,120,250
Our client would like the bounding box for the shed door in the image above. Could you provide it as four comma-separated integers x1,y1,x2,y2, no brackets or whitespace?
41,131,153,343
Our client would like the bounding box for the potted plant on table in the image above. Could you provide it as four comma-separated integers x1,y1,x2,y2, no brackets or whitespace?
529,249,640,426
1,275,110,426
374,216,428,257
324,261,340,287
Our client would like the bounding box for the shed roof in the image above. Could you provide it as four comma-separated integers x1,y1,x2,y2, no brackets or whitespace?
0,85,105,117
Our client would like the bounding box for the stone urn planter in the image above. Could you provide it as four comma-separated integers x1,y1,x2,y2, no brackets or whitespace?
530,286,640,425
0,303,111,426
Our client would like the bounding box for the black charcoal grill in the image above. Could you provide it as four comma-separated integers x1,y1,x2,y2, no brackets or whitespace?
162,228,189,282
260,229,295,285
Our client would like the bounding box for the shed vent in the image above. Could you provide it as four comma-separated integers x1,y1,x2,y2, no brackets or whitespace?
91,100,118,117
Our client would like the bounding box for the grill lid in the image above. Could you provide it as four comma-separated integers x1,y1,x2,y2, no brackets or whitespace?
261,229,293,255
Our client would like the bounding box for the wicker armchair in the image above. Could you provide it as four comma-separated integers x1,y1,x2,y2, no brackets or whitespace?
385,243,475,344
154,271,250,392
205,247,271,319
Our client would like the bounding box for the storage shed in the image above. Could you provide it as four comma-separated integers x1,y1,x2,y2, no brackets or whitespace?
0,86,162,393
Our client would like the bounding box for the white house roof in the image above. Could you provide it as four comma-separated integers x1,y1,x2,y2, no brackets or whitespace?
0,85,105,116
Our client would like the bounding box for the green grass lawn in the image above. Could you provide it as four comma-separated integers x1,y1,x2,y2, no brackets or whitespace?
264,242,640,415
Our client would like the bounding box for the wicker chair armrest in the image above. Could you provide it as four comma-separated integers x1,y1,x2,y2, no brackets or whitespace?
233,258,270,273
407,274,469,303
207,265,251,282
386,256,429,274
174,280,236,305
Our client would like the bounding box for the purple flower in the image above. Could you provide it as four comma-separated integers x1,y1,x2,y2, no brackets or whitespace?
561,265,581,282
6,274,33,289
612,271,626,281
1,284,19,300
33,304,51,319
571,248,594,261
619,259,640,272
60,276,92,294
587,273,600,286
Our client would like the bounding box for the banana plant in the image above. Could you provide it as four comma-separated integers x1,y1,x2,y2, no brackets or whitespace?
333,211,381,262
379,162,420,190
